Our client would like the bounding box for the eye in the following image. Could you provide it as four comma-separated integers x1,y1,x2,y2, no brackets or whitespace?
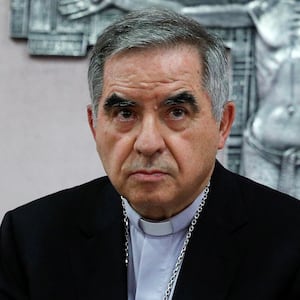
167,107,187,120
116,108,136,122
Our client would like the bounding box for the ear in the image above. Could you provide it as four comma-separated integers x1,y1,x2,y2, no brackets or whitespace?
87,105,96,140
218,101,235,150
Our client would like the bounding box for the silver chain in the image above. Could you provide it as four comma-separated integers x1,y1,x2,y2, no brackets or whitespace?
121,182,210,300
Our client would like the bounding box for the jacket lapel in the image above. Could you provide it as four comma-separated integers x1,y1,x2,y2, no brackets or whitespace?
68,162,248,300
173,162,249,300
69,179,127,300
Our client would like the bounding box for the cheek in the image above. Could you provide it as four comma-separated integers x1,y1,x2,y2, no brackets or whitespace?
96,127,133,174
172,125,219,168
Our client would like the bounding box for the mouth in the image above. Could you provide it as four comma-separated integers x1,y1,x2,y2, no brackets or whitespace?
129,170,169,182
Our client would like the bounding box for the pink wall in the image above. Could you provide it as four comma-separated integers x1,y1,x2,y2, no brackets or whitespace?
0,0,105,219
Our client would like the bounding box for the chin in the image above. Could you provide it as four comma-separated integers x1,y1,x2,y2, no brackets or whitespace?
128,194,182,220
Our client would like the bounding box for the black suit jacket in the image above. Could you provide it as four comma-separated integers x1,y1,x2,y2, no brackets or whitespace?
1,161,300,300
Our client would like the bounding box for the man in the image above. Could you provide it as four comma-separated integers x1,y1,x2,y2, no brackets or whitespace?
1,9,300,300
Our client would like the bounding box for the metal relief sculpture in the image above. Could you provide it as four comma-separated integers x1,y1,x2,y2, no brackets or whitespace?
10,0,300,199
10,0,183,55
58,0,184,20
184,1,300,199
242,0,300,199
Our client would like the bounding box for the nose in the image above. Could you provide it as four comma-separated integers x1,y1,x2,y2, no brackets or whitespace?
133,115,166,157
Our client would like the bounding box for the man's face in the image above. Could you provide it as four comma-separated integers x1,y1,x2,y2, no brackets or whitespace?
88,45,234,220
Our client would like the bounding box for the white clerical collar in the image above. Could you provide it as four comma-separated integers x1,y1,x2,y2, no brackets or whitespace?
139,218,173,236
123,189,207,237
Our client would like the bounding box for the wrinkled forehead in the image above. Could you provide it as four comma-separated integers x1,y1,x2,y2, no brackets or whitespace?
106,42,204,68
99,44,207,107
103,45,203,83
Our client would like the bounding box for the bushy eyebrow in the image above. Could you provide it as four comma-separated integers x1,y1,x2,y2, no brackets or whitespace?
103,91,199,113
103,93,137,111
163,92,199,113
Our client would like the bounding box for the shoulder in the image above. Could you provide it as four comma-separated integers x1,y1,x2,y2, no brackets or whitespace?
213,161,300,224
9,176,113,213
215,160,299,200
0,176,119,236
211,162,300,264
233,168,299,209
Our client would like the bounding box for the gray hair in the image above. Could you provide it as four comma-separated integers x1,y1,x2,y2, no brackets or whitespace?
88,9,229,121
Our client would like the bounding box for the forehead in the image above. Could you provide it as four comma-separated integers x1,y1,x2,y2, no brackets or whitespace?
101,45,203,100
105,44,202,75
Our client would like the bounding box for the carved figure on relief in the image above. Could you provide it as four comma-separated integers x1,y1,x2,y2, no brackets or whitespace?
242,0,300,199
58,0,183,20
185,0,300,198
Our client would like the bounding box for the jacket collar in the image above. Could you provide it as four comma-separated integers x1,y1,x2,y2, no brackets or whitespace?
173,161,249,299
70,161,248,300
69,177,127,300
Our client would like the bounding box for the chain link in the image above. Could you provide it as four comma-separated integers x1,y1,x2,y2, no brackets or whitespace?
121,197,130,266
121,182,210,300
